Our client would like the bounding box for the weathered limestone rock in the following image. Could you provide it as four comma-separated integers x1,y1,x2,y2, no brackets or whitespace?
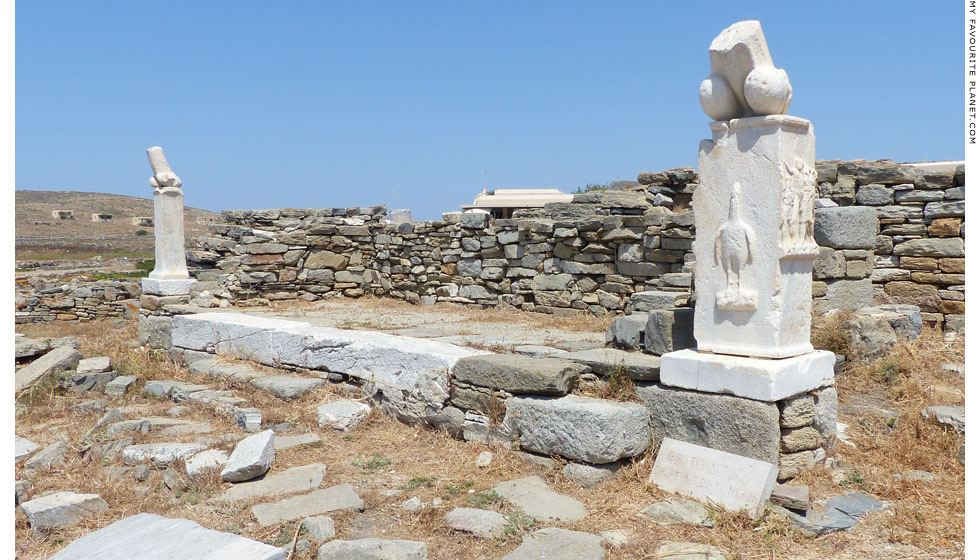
443,507,508,538
185,449,228,479
251,484,365,526
843,306,922,362
48,513,286,560
644,309,696,356
104,375,137,397
508,395,650,463
274,433,322,451
780,427,821,453
771,483,809,511
638,498,714,527
605,314,647,349
492,476,587,522
563,348,660,381
637,383,780,464
77,356,111,374
303,516,336,541
138,315,173,349
317,400,371,431
251,376,325,400
317,538,428,560
222,429,275,482
217,463,327,503
813,207,877,249
501,528,605,560
122,442,205,466
452,354,584,394
779,394,815,429
15,480,31,506
921,406,965,434
562,462,621,489
15,437,39,460
15,346,83,392
20,492,108,532
24,440,68,471
655,542,727,560
771,492,886,536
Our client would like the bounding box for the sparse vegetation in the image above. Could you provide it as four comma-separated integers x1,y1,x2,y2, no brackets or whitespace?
353,453,392,472
573,182,611,194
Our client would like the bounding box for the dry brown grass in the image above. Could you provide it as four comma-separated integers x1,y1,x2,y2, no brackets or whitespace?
14,316,965,559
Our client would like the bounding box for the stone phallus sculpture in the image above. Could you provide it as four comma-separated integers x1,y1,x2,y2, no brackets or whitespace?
699,20,793,121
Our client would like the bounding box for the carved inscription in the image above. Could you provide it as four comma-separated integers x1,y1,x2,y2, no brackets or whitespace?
648,438,778,518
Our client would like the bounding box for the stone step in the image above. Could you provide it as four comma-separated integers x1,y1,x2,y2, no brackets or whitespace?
216,463,327,503
563,348,660,381
452,354,586,395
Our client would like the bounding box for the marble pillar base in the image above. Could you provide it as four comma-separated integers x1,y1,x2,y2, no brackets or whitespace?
660,349,835,402
142,278,197,296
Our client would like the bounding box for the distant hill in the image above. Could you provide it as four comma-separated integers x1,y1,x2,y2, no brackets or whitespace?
15,190,220,260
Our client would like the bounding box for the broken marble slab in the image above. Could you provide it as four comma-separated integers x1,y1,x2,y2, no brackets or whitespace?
273,433,321,451
250,484,364,526
171,312,489,390
222,429,275,482
121,442,206,466
647,438,777,518
15,346,83,392
49,512,285,560
216,463,327,503
20,491,108,533
15,436,39,460
501,528,605,560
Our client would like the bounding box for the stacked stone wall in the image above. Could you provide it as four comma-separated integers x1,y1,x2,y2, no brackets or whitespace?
188,158,962,330
813,160,965,330
15,277,140,324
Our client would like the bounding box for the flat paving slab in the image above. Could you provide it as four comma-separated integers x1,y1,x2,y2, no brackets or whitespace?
492,476,587,522
49,512,285,559
251,483,364,526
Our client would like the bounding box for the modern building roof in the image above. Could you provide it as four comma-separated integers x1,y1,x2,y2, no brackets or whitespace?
461,188,573,210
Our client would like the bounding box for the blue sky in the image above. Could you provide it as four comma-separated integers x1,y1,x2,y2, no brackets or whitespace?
16,2,963,220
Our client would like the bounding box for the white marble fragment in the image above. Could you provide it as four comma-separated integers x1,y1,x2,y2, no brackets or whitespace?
222,429,275,482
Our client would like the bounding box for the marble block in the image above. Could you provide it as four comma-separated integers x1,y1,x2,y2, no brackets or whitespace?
648,438,777,519
141,278,197,296
660,349,834,402
693,115,817,359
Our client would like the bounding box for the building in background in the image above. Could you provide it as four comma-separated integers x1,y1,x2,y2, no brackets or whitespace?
461,188,573,219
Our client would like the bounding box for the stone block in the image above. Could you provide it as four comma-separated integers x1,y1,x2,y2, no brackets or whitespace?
317,539,427,560
779,394,815,429
644,309,696,356
605,314,647,349
508,395,650,463
251,484,364,526
637,383,780,464
15,346,82,393
893,237,965,257
500,528,603,560
660,349,835,402
562,348,661,381
813,207,877,249
21,492,108,533
452,354,583,394
222,430,275,482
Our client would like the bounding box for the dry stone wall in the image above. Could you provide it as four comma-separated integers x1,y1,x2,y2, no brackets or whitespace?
15,277,140,324
187,159,962,330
